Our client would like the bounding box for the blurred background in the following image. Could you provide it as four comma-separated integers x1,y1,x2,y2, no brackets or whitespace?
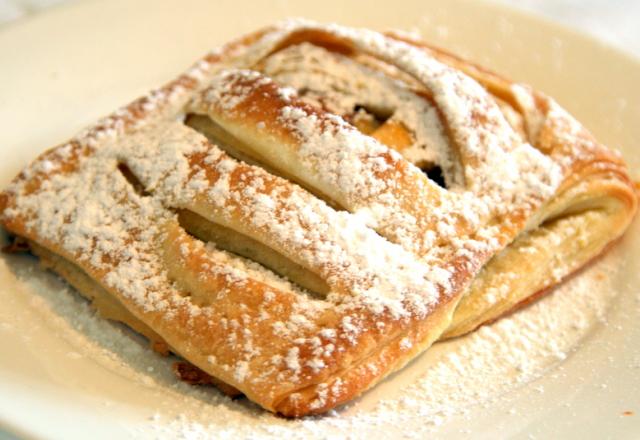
0,0,638,58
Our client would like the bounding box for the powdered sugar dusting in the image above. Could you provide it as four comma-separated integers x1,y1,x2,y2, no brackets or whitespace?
0,242,627,438
260,43,457,182
246,19,562,199
0,18,633,419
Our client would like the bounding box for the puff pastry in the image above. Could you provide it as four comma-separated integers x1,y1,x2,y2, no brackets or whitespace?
1,20,636,416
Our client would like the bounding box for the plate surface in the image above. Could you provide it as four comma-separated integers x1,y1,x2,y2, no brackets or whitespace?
0,0,639,438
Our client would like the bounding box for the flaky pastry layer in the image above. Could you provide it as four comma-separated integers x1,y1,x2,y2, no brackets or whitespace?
0,20,636,416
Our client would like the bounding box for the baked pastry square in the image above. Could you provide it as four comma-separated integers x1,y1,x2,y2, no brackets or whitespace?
1,20,636,416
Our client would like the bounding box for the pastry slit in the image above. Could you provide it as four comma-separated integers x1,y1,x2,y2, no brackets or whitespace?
177,209,330,296
117,162,150,197
117,146,330,297
256,43,460,187
184,113,344,210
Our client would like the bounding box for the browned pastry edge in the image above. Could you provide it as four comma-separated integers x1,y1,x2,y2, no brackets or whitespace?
447,234,626,339
275,292,459,416
0,22,637,417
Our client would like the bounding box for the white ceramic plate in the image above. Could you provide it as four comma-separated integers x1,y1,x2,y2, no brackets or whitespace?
1,0,639,438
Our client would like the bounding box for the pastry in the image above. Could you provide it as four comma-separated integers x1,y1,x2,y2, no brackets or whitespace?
0,20,636,417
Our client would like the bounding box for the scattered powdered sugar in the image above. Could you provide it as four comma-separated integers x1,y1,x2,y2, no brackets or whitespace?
121,119,447,320
0,245,624,439
0,18,631,421
2,19,568,341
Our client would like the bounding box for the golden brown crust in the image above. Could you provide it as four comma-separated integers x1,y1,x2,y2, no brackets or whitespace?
0,20,636,417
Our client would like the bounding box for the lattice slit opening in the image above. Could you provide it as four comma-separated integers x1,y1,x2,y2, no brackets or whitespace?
118,123,345,320
116,162,150,197
421,165,447,189
351,104,393,134
177,209,330,297
268,28,554,192
184,113,345,210
115,119,357,305
164,228,328,311
257,40,462,190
